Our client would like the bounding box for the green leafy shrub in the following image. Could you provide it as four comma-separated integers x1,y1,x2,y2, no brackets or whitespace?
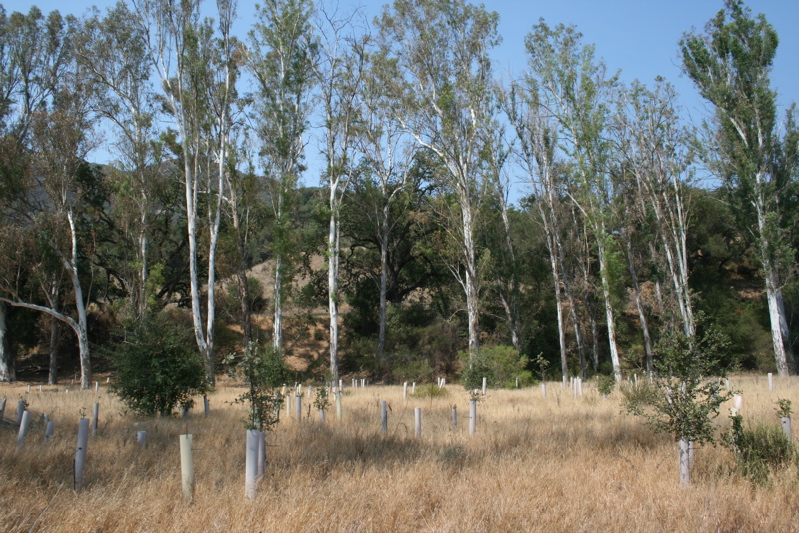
596,374,616,396
725,414,795,484
460,345,532,390
623,319,733,446
225,343,289,431
110,312,209,416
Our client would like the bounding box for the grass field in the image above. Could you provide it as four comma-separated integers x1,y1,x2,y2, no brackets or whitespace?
1,375,798,532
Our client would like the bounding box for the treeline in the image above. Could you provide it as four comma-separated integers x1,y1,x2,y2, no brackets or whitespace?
0,0,796,389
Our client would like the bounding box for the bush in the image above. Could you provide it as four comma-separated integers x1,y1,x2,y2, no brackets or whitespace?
225,343,290,431
725,415,795,484
596,374,616,396
623,318,733,446
110,312,209,416
460,345,532,390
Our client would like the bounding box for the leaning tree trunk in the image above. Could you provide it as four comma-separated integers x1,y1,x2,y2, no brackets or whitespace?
596,235,622,381
626,237,653,373
756,190,795,376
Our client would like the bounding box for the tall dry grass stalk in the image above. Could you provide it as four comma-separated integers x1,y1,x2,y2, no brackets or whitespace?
2,375,799,532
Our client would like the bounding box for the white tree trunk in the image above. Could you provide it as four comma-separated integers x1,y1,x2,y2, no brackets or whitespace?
596,236,621,381
462,201,480,359
376,204,390,370
0,302,13,382
273,253,283,350
66,211,92,389
328,184,341,383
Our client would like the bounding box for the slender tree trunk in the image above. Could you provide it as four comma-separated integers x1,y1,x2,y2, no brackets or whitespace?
376,204,390,372
49,317,59,385
328,185,341,383
0,302,13,382
584,291,600,371
273,192,284,351
626,236,653,373
539,202,568,380
138,206,149,321
495,174,521,352
273,254,283,350
558,237,585,379
596,235,621,381
66,211,92,389
462,201,480,360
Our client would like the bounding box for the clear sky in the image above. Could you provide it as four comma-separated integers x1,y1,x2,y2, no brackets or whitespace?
3,0,798,189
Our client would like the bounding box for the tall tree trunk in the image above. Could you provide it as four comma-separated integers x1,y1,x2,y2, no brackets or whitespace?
765,264,795,376
273,254,283,350
596,235,621,381
0,302,13,382
584,291,600,371
66,211,92,389
49,317,59,385
328,184,342,383
376,204,390,373
756,191,794,376
462,201,480,360
626,236,653,373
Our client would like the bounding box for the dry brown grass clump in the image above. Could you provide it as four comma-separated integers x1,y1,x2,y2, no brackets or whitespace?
1,375,799,532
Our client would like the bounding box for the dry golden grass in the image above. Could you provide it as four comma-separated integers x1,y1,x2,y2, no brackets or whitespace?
2,375,799,532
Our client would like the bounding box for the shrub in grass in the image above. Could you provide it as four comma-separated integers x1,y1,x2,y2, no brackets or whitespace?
460,345,532,390
110,312,209,416
725,415,795,484
411,383,450,399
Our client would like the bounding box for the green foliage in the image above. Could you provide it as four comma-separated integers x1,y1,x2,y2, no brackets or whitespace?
623,321,734,444
596,374,616,396
775,398,792,418
225,343,290,431
313,386,330,411
392,357,433,384
109,313,209,416
724,414,795,484
460,345,531,390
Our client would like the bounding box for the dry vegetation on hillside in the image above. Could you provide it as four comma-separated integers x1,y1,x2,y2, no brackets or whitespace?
2,376,799,532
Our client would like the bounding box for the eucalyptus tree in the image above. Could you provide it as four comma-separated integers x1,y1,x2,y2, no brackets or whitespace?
681,0,798,375
524,21,623,380
132,0,238,383
350,43,419,372
612,80,696,361
249,0,318,349
501,82,572,380
375,0,499,362
1,49,100,389
315,5,367,383
77,3,163,322
0,8,101,387
0,7,76,382
482,125,521,352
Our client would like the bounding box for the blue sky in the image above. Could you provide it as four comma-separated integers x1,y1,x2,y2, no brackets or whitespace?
6,0,796,111
4,0,798,190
